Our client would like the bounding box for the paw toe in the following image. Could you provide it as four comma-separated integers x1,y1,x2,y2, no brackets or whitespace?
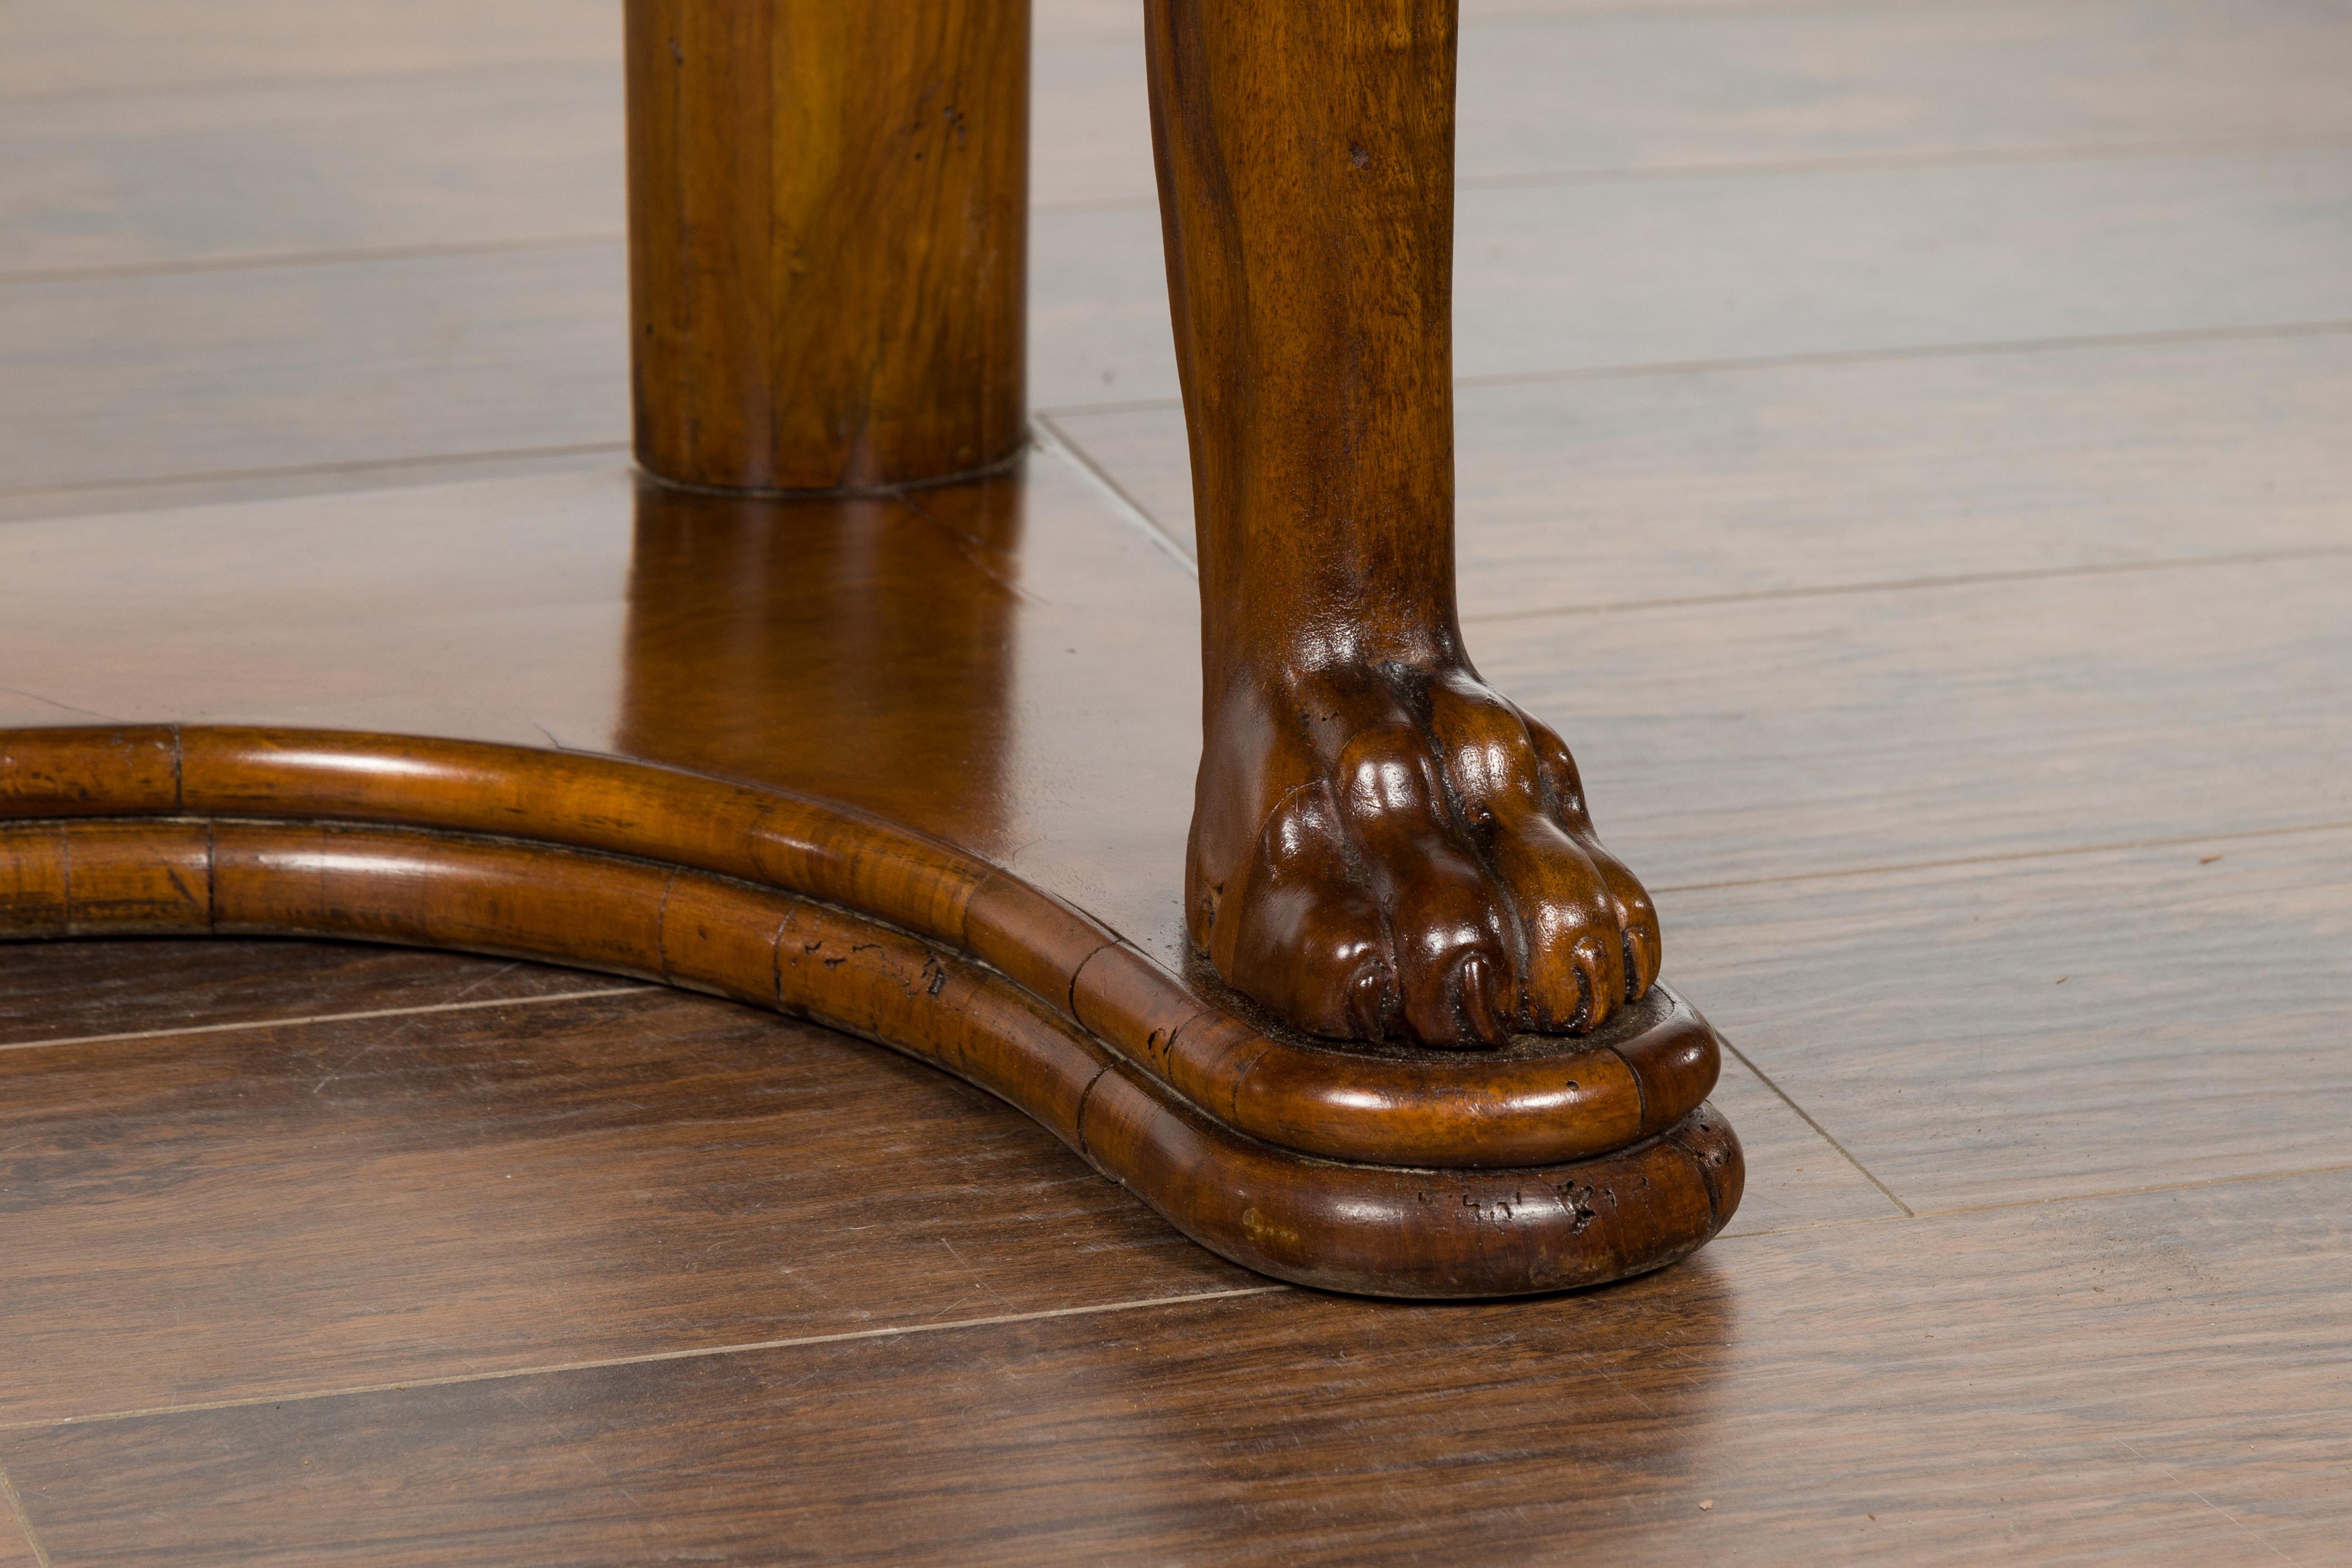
1217,783,1397,1041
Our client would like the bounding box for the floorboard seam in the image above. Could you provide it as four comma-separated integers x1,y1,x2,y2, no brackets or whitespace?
0,233,621,290
12,126,2340,290
1457,130,2352,193
0,56,626,112
1652,818,2352,897
0,984,655,1056
1035,129,2352,220
2114,1437,2300,1563
1716,1037,1916,1217
1478,0,2122,22
0,1464,51,1568
1909,1160,2352,1222
1469,543,2352,625
0,442,631,506
1710,1160,2352,1245
0,1286,1290,1436
1032,415,1199,573
1036,317,2352,426
1457,318,2352,392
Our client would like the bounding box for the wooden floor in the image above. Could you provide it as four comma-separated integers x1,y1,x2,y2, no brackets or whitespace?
4,0,2350,1562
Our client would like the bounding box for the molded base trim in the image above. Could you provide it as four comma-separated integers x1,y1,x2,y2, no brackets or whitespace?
1,726,1743,1297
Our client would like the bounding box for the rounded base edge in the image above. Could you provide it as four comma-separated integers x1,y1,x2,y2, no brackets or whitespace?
0,743,1747,1299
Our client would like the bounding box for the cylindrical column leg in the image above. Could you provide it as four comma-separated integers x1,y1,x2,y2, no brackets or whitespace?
626,0,1029,494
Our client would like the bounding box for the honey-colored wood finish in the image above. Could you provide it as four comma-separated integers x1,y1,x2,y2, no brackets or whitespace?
556,0,1727,1286
624,0,1028,491
1146,1,1665,1051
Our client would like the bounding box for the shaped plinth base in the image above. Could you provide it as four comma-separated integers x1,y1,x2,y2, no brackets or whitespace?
1,726,1740,1297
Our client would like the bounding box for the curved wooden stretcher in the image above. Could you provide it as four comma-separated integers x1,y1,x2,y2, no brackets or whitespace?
0,718,1739,1298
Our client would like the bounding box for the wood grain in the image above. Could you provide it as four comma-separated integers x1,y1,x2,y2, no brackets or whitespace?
0,0,619,101
1033,0,2352,207
0,924,1858,1428
1491,551,2352,891
1051,325,2352,612
11,144,2350,491
4,0,2345,1552
1035,143,2352,408
0,40,1156,278
0,1497,34,1568
0,244,626,494
1452,0,2352,181
2,466,2345,943
5,1169,2342,1565
0,67,624,277
1662,825,2352,1211
0,774,1743,1294
0,982,1250,1429
625,0,1028,491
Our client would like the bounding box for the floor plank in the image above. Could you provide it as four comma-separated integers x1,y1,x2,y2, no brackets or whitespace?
3,468,2344,947
0,244,625,494
1051,325,2352,610
0,938,625,1050
0,443,628,527
0,67,623,278
1456,0,2352,181
0,986,1253,1429
28,1,2338,271
5,1169,2341,1565
0,1,618,101
0,36,1181,275
1489,552,2352,889
1039,0,2352,207
1664,826,2352,1210
12,142,2346,494
1038,144,2352,408
0,949,1874,1426
0,1484,35,1568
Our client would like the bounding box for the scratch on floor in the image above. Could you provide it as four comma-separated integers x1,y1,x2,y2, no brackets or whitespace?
0,985,652,1059
0,1462,53,1568
0,685,122,724
2115,1437,2296,1562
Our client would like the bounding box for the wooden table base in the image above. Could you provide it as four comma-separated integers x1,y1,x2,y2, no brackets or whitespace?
0,464,1742,1298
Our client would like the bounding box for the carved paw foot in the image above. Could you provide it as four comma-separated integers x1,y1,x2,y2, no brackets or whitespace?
1189,663,1660,1048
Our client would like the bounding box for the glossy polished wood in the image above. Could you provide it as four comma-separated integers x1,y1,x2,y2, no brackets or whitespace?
625,0,1028,491
0,454,1749,1297
0,965,1261,1433
8,1167,2347,1566
1146,0,1663,1049
0,453,1749,1297
0,724,1740,1295
1051,326,2352,607
0,937,609,1049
